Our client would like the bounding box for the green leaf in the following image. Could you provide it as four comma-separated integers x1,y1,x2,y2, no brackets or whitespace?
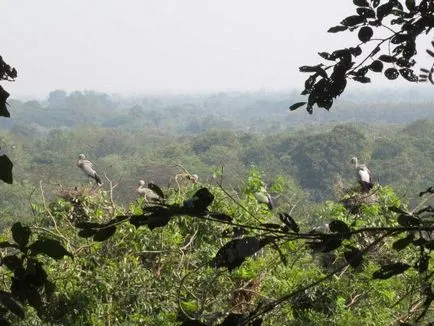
289,102,306,111
29,238,73,260
93,226,117,242
0,154,13,184
11,222,31,248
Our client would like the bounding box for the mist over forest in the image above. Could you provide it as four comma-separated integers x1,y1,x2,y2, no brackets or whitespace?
1,87,434,223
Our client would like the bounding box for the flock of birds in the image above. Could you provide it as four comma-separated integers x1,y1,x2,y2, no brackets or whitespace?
76,153,199,201
76,153,373,208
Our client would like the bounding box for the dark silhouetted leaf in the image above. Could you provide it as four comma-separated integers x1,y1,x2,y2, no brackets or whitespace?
358,26,373,43
11,222,31,248
93,226,116,242
328,25,348,33
353,76,371,83
329,220,351,236
399,68,418,81
344,246,363,268
341,15,365,27
0,154,13,184
425,240,434,250
349,46,362,57
415,253,429,273
405,0,416,11
0,86,11,117
260,223,282,230
318,52,333,60
211,237,263,271
0,292,24,318
289,102,306,111
378,55,397,63
183,188,214,213
75,221,103,229
396,57,415,68
372,0,380,7
29,238,73,260
353,0,369,6
181,320,207,326
220,313,245,326
373,262,410,279
427,49,434,58
384,67,399,80
0,318,12,326
147,182,165,199
388,206,408,214
357,7,376,18
397,214,419,227
377,2,394,21
208,213,233,222
129,213,171,230
78,228,98,238
2,256,23,273
369,60,383,72
0,241,18,249
392,235,414,251
278,213,299,233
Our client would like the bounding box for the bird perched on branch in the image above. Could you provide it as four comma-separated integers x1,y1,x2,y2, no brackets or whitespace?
254,186,274,210
350,156,373,192
137,180,163,203
77,154,103,186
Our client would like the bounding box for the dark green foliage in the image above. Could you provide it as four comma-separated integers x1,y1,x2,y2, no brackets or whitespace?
28,238,73,260
0,223,72,324
0,149,13,184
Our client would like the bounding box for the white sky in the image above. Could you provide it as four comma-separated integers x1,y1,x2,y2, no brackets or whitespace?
1,0,433,97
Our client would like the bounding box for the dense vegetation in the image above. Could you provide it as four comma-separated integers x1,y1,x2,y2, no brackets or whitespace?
1,0,434,324
0,90,433,324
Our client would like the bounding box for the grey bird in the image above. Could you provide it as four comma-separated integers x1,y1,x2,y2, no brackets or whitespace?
350,156,373,192
137,180,162,202
77,154,103,186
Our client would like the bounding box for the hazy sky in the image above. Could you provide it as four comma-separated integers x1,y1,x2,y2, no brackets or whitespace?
1,1,432,97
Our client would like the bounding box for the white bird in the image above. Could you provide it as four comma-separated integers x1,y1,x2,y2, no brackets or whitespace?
77,154,103,186
190,174,199,184
137,180,162,202
254,186,274,210
350,156,373,192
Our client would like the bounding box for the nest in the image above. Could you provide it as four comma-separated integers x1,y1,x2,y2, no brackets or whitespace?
230,275,263,314
333,178,379,214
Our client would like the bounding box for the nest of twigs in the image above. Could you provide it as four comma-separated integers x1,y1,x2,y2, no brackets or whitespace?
334,178,379,214
230,275,263,314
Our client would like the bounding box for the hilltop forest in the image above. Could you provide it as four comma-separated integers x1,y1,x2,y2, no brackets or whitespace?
0,89,433,324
